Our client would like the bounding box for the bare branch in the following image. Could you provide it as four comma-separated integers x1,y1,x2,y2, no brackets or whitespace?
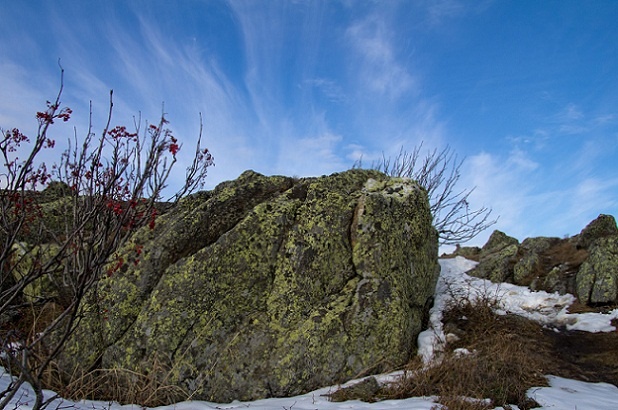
357,144,497,245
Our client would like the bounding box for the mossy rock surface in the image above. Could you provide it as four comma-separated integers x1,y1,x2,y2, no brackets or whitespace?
59,169,439,402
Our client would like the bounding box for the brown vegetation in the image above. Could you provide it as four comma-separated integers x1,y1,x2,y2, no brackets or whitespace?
330,291,618,409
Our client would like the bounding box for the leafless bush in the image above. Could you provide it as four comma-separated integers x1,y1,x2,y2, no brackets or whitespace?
0,67,213,409
355,144,496,245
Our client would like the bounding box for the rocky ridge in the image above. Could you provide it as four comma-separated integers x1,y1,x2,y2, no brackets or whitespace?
450,214,618,306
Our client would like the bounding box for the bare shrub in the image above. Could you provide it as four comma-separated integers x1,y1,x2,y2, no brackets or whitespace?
355,144,496,245
0,67,213,409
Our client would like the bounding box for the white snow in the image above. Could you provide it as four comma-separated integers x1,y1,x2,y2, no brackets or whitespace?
418,257,618,364
530,376,618,410
3,255,618,409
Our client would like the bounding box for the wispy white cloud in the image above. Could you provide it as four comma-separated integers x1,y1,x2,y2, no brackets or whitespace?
303,78,347,103
227,1,294,134
572,177,618,213
223,0,353,179
347,97,448,169
558,124,589,135
544,102,616,137
593,114,616,125
418,0,492,27
506,128,551,151
20,4,257,189
462,132,618,246
571,139,609,174
335,4,452,167
222,1,448,181
277,130,346,177
456,144,606,246
345,15,416,99
463,151,534,240
560,103,584,121
468,90,618,243
0,63,56,131
425,0,466,25
507,148,540,172
530,176,618,239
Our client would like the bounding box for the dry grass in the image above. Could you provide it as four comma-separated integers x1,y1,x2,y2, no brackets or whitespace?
2,300,190,408
42,357,190,408
327,376,381,403
389,301,549,409
330,294,555,409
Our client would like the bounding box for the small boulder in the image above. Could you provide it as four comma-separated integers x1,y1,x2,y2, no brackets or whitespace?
513,237,561,285
575,214,618,249
467,230,519,282
483,230,519,254
576,235,618,305
446,245,482,261
327,377,381,402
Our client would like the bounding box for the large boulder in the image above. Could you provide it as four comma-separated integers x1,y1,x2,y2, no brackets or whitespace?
465,214,618,306
58,169,439,403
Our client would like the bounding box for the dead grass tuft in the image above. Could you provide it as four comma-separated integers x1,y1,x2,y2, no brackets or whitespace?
43,357,190,408
2,300,190,408
327,376,381,403
331,292,555,409
388,306,549,408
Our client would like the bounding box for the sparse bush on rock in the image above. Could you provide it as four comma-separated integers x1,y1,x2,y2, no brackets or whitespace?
355,144,497,246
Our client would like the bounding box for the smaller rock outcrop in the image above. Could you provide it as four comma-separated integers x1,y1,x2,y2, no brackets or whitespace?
459,215,618,306
576,216,618,305
575,214,618,249
468,230,520,283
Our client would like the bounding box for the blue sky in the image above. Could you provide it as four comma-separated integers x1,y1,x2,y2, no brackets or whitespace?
1,1,617,247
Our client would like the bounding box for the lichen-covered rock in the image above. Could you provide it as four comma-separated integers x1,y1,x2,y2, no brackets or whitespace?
513,237,561,285
58,169,439,403
473,244,518,283
575,214,618,249
9,243,62,303
447,245,481,261
482,230,519,254
576,235,618,305
467,230,519,282
465,214,618,307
